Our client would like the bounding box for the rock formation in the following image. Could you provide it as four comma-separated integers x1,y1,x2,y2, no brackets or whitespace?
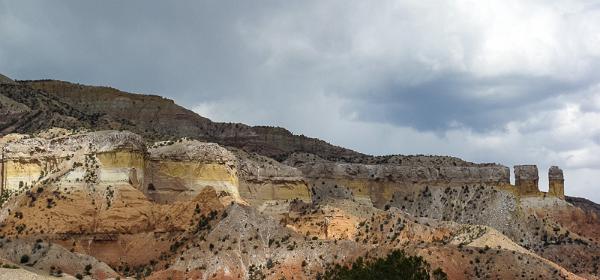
0,73,15,85
1,77,599,279
145,139,240,203
13,80,363,162
515,165,540,195
549,166,565,199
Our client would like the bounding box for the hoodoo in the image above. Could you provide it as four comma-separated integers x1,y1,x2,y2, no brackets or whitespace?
548,166,565,199
514,165,539,195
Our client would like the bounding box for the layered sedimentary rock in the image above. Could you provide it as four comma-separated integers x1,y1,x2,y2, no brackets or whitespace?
3,76,600,279
1,131,311,207
0,129,590,280
515,165,540,195
549,166,565,199
145,140,240,203
0,131,145,193
15,80,364,162
0,131,572,211
0,131,153,237
234,148,311,206
285,152,511,206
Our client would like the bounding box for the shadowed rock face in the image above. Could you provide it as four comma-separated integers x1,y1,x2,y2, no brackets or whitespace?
567,196,600,215
5,79,521,167
549,166,564,180
0,83,103,135
0,73,15,85
14,80,364,163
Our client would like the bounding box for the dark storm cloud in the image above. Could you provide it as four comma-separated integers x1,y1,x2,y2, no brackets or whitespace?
2,0,597,132
0,1,283,104
350,73,594,131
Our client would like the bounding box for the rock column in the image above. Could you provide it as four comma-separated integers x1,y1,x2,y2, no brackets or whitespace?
0,147,4,193
0,160,3,193
514,165,539,195
548,166,565,199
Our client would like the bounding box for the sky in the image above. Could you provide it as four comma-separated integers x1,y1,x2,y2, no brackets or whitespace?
1,1,600,202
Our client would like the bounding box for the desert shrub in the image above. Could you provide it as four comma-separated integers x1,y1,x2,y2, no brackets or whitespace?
321,250,446,280
0,190,14,207
20,254,29,263
432,268,448,280
266,258,274,269
248,264,266,280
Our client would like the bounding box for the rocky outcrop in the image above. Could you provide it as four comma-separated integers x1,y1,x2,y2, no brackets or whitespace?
0,130,314,210
0,238,118,279
0,131,145,193
513,165,566,198
0,83,107,136
233,149,311,206
549,166,565,198
18,80,363,162
285,152,511,207
3,77,599,279
145,140,240,203
515,165,540,195
0,73,15,85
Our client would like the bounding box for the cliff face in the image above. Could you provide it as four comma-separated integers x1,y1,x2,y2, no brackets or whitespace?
233,148,311,206
1,129,598,280
0,131,308,207
18,80,364,162
0,131,145,193
1,75,599,279
0,83,101,135
285,152,511,207
145,140,240,203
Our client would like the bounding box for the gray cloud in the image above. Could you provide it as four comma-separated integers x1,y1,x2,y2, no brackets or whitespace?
348,73,592,131
1,0,600,202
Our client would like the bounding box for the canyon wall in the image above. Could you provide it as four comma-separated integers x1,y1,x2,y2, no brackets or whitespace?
144,140,240,203
0,131,567,209
284,152,513,207
233,149,311,205
0,131,146,193
0,132,311,207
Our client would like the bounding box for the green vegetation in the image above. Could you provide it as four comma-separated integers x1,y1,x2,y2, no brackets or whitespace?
320,250,446,280
0,190,14,207
0,262,19,269
19,255,29,264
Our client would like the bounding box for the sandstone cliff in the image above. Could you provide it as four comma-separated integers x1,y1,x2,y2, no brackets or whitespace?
1,76,599,279
1,129,598,279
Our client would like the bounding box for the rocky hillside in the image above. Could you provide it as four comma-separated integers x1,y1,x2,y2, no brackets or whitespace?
0,130,598,279
10,79,362,162
0,74,14,85
1,74,600,279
